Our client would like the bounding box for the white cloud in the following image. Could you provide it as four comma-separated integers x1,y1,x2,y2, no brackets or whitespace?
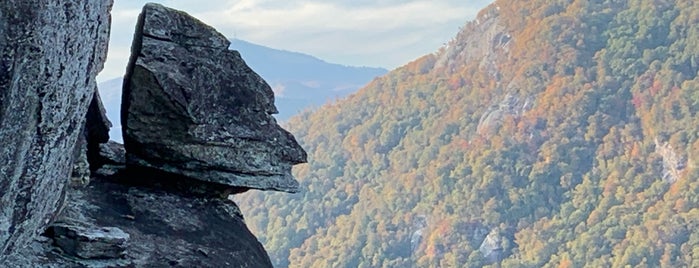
271,83,286,97
98,0,493,82
301,80,321,89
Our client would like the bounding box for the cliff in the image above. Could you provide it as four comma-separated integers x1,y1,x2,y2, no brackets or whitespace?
0,2,305,267
0,0,112,256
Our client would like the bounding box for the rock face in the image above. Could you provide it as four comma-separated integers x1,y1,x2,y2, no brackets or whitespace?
71,89,113,186
0,0,112,256
55,169,273,267
48,223,129,259
2,2,301,266
85,89,113,168
122,3,307,193
1,168,274,267
478,227,514,264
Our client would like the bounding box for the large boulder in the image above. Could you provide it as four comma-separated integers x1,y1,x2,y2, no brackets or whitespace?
0,0,112,256
122,3,306,193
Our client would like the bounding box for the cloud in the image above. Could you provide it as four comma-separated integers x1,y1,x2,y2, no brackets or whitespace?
301,80,321,89
271,83,286,97
98,0,493,81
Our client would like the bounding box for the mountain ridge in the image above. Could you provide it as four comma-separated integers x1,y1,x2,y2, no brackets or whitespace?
235,1,699,267
230,38,387,78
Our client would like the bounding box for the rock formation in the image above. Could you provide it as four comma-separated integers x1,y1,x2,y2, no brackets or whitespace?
85,89,113,169
122,3,307,193
2,167,275,267
1,2,304,266
0,0,112,256
40,168,273,267
71,89,113,186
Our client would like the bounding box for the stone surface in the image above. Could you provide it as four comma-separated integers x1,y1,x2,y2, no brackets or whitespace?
71,89,112,187
478,229,503,263
94,141,126,177
2,171,274,267
48,223,128,259
0,0,112,257
71,132,91,187
99,141,126,166
478,227,514,264
85,88,112,169
122,3,307,193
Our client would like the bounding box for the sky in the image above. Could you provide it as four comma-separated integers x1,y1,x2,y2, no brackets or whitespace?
98,0,494,82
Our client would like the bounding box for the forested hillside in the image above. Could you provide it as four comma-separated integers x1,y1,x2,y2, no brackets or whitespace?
235,0,699,267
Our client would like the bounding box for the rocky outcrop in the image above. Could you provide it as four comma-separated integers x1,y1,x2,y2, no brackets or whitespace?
476,92,534,135
478,229,503,263
655,137,685,183
2,2,303,266
122,3,307,193
435,4,509,77
478,227,514,264
56,169,272,267
0,0,112,256
48,223,129,259
1,167,274,267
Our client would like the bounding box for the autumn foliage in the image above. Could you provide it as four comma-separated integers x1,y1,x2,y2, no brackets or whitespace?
235,0,699,267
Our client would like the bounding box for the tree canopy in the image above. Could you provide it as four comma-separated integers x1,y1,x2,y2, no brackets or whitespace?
235,0,699,266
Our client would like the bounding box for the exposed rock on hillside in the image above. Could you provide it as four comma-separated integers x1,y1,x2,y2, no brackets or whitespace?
0,0,112,256
477,92,534,135
435,5,508,77
122,3,307,193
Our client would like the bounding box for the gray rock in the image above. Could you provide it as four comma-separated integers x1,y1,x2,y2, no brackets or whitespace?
0,0,112,256
85,88,112,169
122,3,306,193
4,171,273,267
93,141,127,177
478,229,503,263
478,227,513,264
49,223,128,259
71,132,91,187
2,170,274,267
71,90,113,187
99,141,126,166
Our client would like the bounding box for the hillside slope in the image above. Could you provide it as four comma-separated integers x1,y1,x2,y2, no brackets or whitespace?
235,0,699,267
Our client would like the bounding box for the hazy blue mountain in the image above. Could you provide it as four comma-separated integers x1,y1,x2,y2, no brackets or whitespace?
97,77,123,142
229,38,387,119
99,39,387,142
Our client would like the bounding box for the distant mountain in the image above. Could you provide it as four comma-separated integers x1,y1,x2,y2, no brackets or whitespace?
99,39,386,142
229,39,387,120
234,1,699,267
97,77,123,142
